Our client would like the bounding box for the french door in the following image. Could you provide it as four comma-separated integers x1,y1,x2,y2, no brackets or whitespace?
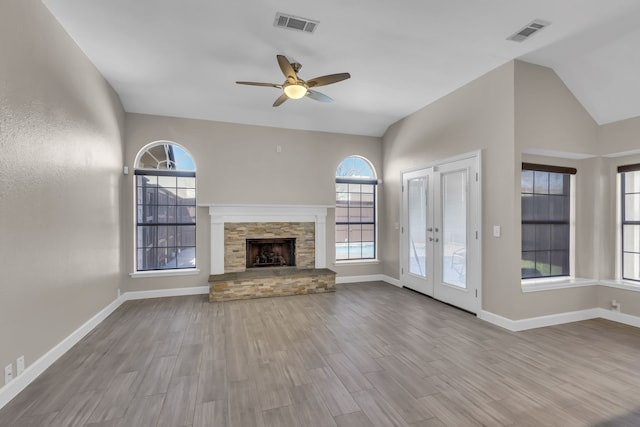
401,155,480,313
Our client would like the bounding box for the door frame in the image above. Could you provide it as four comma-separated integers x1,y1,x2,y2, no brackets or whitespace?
399,150,483,314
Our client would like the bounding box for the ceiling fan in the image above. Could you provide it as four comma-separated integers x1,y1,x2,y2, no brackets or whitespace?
236,54,351,107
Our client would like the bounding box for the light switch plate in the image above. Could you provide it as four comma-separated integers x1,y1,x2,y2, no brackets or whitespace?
493,225,501,237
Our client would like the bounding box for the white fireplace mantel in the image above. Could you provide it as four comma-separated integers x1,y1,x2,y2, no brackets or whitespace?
203,204,332,275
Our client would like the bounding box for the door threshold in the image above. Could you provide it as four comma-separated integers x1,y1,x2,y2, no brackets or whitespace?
402,286,476,316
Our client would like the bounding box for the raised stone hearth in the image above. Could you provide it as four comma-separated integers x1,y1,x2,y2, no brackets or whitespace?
205,204,336,302
209,268,335,302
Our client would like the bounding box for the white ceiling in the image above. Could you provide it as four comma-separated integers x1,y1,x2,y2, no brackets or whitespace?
42,0,640,137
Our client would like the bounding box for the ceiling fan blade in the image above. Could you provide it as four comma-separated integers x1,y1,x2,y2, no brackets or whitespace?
236,81,282,88
307,90,333,103
273,93,289,107
277,55,298,83
306,73,351,88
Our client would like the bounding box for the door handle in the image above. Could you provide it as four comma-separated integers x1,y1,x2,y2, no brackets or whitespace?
429,237,433,242
427,227,433,232
434,228,439,232
434,238,439,242
429,237,439,242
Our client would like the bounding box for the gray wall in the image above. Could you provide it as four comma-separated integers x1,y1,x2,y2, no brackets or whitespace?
381,60,624,321
121,113,383,292
381,61,520,317
0,0,124,376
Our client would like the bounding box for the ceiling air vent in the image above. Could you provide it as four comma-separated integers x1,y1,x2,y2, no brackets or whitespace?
507,19,551,42
274,12,319,34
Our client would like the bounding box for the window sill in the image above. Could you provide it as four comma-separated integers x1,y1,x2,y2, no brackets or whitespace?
335,259,380,266
599,279,640,292
130,268,200,279
521,277,598,293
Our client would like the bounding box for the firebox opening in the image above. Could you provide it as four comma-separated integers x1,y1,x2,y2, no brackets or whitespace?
246,238,296,268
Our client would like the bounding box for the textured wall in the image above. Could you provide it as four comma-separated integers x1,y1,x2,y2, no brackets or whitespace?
0,1,124,379
121,113,383,291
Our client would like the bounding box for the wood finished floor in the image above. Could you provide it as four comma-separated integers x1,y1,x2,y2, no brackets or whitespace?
2,282,640,427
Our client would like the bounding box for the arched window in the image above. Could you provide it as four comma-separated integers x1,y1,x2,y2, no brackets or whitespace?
336,156,377,261
134,142,196,271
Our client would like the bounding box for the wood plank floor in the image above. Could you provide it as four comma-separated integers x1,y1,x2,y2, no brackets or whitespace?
2,282,640,426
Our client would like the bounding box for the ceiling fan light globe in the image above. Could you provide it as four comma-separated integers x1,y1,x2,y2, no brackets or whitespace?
284,84,307,99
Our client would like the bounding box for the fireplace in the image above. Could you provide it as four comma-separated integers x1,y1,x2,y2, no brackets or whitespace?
246,238,295,268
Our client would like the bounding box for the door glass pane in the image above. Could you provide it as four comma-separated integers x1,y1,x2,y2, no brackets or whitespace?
442,170,467,288
408,177,427,277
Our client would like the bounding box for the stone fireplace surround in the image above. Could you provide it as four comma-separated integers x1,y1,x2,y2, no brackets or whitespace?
205,204,336,301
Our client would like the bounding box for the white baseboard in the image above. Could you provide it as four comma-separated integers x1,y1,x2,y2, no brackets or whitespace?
335,274,402,288
0,294,125,410
479,308,601,332
124,286,209,301
597,308,640,328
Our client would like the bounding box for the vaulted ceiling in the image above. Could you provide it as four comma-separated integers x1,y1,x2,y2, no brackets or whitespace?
43,0,640,137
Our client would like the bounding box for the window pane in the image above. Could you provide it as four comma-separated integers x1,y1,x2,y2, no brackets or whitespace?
625,172,640,194
549,195,569,221
158,176,177,188
623,224,640,253
521,194,534,221
408,177,427,277
551,224,569,250
623,252,640,281
625,194,640,221
361,184,374,194
336,183,348,193
535,251,551,277
177,225,196,247
533,195,550,221
177,177,196,188
522,224,535,251
361,207,375,223
348,183,361,194
177,188,196,205
442,170,467,288
336,206,349,223
335,225,349,260
521,170,534,193
535,224,551,251
549,173,568,195
550,250,569,276
534,171,549,193
178,206,196,224
521,252,538,278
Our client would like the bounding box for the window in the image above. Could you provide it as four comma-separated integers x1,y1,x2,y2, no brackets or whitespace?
135,142,196,271
619,165,640,281
336,156,377,261
521,163,575,279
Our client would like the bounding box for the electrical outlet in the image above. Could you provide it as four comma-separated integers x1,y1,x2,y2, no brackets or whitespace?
611,299,621,312
17,356,25,376
4,364,13,385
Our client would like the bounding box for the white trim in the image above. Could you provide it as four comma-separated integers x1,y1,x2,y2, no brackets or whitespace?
204,204,331,275
383,275,403,288
521,148,596,160
130,268,200,279
479,308,600,332
600,279,640,292
521,277,598,292
597,308,640,328
336,274,385,284
334,274,402,288
124,286,209,300
334,259,380,265
0,295,125,410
